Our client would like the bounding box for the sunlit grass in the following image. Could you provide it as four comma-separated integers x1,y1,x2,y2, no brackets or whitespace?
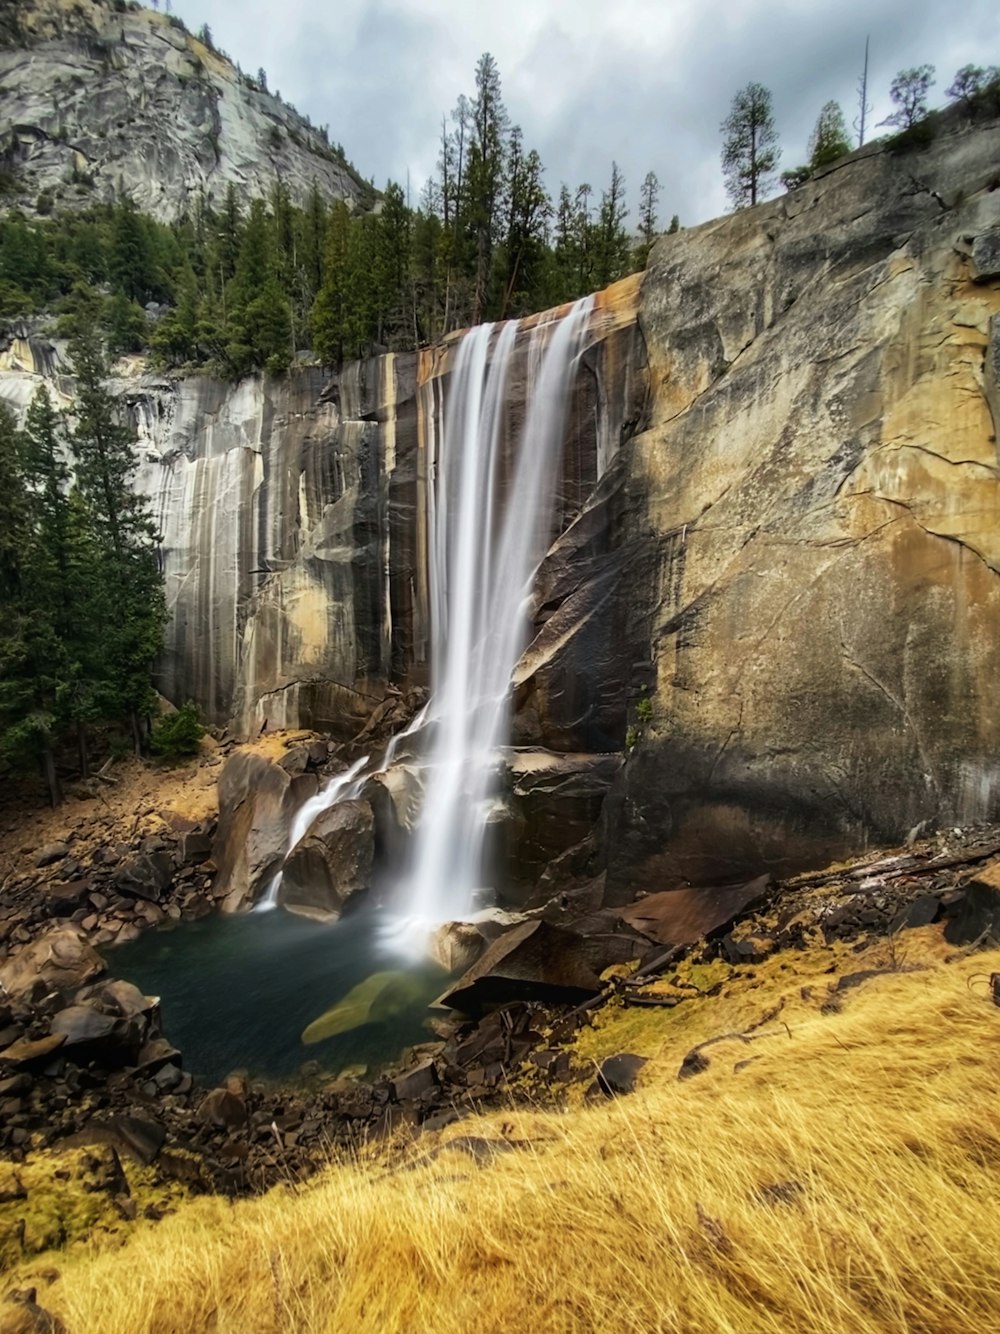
12,928,1000,1333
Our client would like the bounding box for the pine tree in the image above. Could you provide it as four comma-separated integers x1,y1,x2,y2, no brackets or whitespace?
634,170,660,269
67,328,165,752
110,198,156,304
498,126,550,317
21,386,104,776
374,181,411,346
882,67,936,130
0,401,64,802
311,199,352,364
809,101,851,167
225,199,293,375
466,53,509,322
595,162,629,287
720,82,781,208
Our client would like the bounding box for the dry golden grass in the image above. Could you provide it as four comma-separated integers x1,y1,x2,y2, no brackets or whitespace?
13,929,1000,1334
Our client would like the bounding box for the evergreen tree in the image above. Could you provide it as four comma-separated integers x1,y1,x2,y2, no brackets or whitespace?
110,198,156,304
498,127,550,317
311,199,353,364
595,162,629,287
225,199,293,375
634,170,660,269
720,82,781,208
466,53,509,322
0,401,65,802
67,328,165,752
883,66,935,130
809,101,851,168
374,181,412,346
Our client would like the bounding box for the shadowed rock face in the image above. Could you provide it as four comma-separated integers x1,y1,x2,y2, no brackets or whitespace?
126,285,648,738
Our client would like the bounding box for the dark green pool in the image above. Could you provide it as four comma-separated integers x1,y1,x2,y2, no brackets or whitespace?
111,908,450,1086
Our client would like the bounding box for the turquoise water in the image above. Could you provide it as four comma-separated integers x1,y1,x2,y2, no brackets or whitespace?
111,908,449,1085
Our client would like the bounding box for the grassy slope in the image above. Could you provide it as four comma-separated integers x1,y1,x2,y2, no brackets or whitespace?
9,925,1000,1333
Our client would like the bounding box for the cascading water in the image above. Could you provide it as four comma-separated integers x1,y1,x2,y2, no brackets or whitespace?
263,295,595,944
401,296,594,930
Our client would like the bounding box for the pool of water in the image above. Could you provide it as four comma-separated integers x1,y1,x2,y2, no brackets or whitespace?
111,908,451,1086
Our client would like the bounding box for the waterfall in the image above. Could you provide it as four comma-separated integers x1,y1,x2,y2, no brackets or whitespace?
264,296,594,939
402,296,594,928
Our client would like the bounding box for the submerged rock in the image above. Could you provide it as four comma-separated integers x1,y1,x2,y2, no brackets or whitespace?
301,970,435,1045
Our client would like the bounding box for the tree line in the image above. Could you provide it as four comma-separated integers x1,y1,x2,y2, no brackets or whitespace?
0,53,675,375
720,60,1000,210
0,332,164,804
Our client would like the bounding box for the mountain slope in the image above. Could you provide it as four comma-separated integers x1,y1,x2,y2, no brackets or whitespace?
0,0,373,220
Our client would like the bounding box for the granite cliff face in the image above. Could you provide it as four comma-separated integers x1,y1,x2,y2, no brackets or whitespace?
0,0,370,219
2,118,999,903
595,119,1000,891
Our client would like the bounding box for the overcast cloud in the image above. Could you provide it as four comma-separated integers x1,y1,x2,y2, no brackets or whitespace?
171,0,997,226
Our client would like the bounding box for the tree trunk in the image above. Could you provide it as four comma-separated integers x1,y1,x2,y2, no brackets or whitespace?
42,745,62,807
77,721,90,779
130,710,143,758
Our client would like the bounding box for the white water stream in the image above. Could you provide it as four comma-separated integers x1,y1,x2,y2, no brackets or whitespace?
262,296,595,943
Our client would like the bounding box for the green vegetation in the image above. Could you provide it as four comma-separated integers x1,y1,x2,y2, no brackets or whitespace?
720,81,781,209
0,51,665,371
742,62,1000,206
0,343,165,803
150,700,206,760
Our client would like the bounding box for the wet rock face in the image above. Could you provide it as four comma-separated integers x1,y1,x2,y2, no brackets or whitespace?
211,752,318,912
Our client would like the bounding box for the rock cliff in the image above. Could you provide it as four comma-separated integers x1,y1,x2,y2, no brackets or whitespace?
597,118,1000,890
0,0,371,219
2,117,999,902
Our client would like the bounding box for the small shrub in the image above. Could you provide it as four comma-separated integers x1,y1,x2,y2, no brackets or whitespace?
150,701,205,760
886,115,939,155
635,696,653,723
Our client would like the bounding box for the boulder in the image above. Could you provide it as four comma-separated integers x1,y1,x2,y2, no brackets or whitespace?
0,1034,65,1066
34,843,68,868
197,1088,248,1129
971,228,1000,283
278,798,374,920
597,1053,647,1096
620,875,774,948
176,831,212,864
438,920,603,1013
943,858,1000,945
212,751,319,912
113,851,173,903
390,1059,438,1103
49,1005,120,1048
0,926,105,999
428,921,488,974
44,880,91,915
301,970,430,1044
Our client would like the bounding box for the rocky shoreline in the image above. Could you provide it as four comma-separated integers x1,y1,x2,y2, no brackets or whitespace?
3,739,999,1255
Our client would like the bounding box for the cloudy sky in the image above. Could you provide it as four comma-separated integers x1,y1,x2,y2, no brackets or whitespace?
171,0,997,226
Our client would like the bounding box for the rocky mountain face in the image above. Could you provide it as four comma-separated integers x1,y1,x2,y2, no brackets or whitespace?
2,117,999,904
0,0,371,219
